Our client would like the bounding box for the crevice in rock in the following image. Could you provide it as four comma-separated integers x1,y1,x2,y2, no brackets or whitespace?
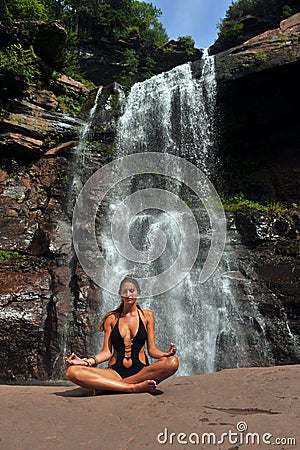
203,406,281,415
43,293,58,379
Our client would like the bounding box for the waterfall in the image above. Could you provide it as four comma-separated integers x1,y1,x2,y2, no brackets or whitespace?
115,50,217,172
71,87,103,196
92,53,232,376
74,52,273,376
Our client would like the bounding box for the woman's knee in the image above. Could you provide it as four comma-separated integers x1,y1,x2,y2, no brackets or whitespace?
164,356,179,374
66,365,80,381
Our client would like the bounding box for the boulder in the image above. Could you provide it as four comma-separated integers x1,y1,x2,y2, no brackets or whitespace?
33,20,67,66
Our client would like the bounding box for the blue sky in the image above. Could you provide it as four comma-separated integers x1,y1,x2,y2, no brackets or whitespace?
144,0,233,48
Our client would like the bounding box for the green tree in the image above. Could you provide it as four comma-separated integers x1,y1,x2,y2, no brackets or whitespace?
97,0,133,39
131,1,168,47
117,48,139,85
217,19,244,40
223,0,299,21
0,0,47,22
177,35,195,54
217,0,300,43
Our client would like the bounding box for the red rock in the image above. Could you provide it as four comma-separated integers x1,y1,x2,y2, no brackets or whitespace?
1,132,43,153
44,140,76,155
29,88,59,110
0,169,8,184
56,74,90,94
280,12,300,32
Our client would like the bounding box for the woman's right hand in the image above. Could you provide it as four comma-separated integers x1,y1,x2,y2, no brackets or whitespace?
65,352,87,366
164,342,177,357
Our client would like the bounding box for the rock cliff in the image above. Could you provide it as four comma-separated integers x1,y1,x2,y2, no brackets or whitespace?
214,13,300,204
0,15,299,381
211,14,300,369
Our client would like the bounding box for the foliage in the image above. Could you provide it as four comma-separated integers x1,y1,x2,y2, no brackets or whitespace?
140,55,156,80
0,0,47,21
0,250,22,260
224,0,299,21
117,48,140,86
96,0,133,40
217,0,300,43
0,157,21,174
31,1,169,88
282,4,295,19
177,36,195,54
217,19,244,41
49,75,85,115
54,31,83,80
0,0,197,93
55,93,82,115
222,193,289,214
41,0,169,49
253,51,267,64
131,1,168,48
0,44,42,92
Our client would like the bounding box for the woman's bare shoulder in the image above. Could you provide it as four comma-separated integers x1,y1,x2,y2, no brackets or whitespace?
141,309,154,320
103,312,117,329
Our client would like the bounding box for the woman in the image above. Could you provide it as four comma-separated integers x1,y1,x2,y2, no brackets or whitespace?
66,277,179,394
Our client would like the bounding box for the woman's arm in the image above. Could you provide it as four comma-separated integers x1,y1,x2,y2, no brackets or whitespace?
66,315,114,366
145,310,177,359
93,315,114,363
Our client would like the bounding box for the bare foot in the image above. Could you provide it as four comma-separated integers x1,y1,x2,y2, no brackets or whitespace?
131,379,157,394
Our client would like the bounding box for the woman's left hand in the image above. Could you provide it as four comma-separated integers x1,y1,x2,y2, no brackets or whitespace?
65,352,87,366
165,342,177,356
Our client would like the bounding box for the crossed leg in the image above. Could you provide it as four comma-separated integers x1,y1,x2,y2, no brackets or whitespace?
66,356,179,394
124,356,179,384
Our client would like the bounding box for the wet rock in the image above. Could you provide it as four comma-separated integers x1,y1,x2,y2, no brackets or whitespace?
44,141,76,156
214,13,300,81
0,98,81,162
210,11,300,55
235,210,296,244
0,261,52,381
0,147,101,381
0,132,44,156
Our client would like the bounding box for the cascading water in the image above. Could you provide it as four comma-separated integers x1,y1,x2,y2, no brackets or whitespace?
115,49,217,172
83,52,274,375
92,52,230,376
70,87,103,198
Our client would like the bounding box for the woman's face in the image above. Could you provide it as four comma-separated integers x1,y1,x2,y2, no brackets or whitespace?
120,281,140,302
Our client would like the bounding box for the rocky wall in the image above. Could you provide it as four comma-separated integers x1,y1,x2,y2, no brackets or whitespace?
0,15,299,381
213,13,300,203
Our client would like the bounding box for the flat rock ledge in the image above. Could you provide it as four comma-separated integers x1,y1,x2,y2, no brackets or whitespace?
0,365,299,450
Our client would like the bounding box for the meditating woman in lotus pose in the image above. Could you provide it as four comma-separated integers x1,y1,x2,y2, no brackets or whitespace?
66,277,179,394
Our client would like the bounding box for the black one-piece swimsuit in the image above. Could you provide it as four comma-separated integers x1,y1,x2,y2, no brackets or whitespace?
109,312,149,378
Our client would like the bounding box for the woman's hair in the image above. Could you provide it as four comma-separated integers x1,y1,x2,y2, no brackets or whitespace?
98,277,142,332
118,276,140,295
